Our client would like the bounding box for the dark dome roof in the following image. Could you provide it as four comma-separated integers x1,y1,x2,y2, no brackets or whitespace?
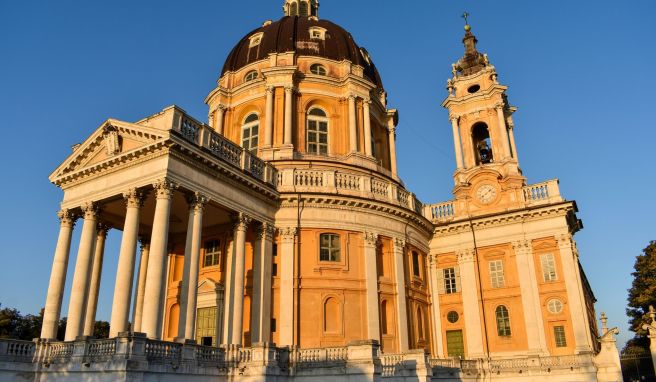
221,16,383,88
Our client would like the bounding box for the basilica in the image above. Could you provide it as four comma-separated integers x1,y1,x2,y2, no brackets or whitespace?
0,1,623,381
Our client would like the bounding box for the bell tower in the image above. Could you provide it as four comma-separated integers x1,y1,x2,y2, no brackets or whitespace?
443,15,525,215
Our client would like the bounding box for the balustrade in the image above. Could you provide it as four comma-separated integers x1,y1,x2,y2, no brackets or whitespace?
145,340,182,363
0,339,35,362
335,172,360,190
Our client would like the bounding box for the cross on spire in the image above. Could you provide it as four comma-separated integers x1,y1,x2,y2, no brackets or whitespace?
462,12,470,26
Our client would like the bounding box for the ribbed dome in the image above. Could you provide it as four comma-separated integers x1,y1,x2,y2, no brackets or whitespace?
221,16,383,88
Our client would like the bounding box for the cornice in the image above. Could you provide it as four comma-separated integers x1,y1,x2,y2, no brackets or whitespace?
433,201,576,236
278,193,433,235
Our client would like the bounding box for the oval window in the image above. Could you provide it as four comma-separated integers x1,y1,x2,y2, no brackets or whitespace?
447,311,459,323
467,84,481,93
547,299,564,314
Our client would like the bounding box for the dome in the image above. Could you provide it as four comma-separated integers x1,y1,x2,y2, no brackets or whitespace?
221,16,383,88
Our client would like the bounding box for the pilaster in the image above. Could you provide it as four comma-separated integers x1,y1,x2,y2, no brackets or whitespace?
279,226,296,346
363,231,380,342
457,248,485,358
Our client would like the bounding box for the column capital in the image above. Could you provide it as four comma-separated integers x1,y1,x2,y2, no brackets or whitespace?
363,231,378,247
81,202,100,219
96,223,111,237
123,188,147,208
185,191,210,211
494,102,505,111
231,212,252,232
279,226,297,243
363,98,372,105
284,85,296,93
387,126,396,135
456,248,476,264
449,114,460,122
216,103,227,112
393,237,406,250
511,239,531,254
153,178,178,199
348,93,357,101
255,222,276,241
556,233,573,249
265,86,275,94
57,209,78,227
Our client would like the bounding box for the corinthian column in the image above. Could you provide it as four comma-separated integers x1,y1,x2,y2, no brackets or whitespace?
450,116,464,170
363,99,373,156
65,202,99,341
230,213,251,345
264,87,275,147
284,86,294,146
178,192,209,341
142,179,177,339
495,104,511,160
458,248,484,357
84,225,109,337
250,223,275,343
215,105,226,135
348,95,358,152
41,209,77,340
109,188,146,337
278,227,296,346
132,239,150,333
363,231,380,342
392,238,409,351
388,126,398,176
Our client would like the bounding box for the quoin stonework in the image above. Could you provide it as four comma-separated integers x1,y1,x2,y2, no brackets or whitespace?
0,1,624,381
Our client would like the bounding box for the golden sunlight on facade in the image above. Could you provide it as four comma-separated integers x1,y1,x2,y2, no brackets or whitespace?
0,1,624,381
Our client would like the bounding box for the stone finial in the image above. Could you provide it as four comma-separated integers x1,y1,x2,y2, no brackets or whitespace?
601,312,608,333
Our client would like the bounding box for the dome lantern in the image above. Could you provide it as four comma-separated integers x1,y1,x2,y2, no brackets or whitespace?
283,0,319,18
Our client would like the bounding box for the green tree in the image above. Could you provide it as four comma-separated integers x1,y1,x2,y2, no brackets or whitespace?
626,240,656,350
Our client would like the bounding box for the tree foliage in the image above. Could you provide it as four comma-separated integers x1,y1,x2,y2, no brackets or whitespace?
0,304,109,340
626,241,656,349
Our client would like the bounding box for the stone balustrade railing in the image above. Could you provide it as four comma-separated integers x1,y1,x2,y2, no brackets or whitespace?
0,337,599,380
423,179,564,223
170,110,278,188
277,168,424,214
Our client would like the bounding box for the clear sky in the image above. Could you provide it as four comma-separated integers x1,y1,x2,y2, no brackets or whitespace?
0,0,654,349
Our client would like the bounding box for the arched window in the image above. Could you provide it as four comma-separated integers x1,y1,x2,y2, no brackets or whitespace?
495,305,511,336
242,114,259,154
244,70,258,83
307,107,328,155
310,64,327,75
299,0,309,16
472,122,493,165
310,0,318,16
319,233,340,262
370,127,377,158
324,297,339,333
290,1,298,16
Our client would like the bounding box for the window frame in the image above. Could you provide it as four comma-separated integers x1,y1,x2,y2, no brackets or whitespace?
310,63,327,75
443,267,459,294
412,251,421,278
495,305,512,337
554,325,567,347
319,233,341,262
540,253,558,282
488,259,505,288
547,299,564,314
202,239,222,268
244,70,258,83
241,113,260,154
306,107,329,155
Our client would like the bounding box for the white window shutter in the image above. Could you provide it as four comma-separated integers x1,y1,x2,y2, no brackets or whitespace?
454,266,461,293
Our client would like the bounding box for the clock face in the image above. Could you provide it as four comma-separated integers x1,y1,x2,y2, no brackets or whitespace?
476,184,497,204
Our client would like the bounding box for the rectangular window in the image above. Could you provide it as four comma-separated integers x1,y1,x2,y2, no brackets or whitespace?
443,267,458,294
488,260,505,288
412,251,421,277
541,253,557,282
319,233,340,262
203,240,221,267
272,243,278,257
195,307,217,346
307,119,328,155
554,326,567,347
271,318,277,332
272,263,278,277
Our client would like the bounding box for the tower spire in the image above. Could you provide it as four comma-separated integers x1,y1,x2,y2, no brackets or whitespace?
283,0,319,18
454,12,488,76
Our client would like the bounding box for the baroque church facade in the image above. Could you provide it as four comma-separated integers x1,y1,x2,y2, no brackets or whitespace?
0,1,623,381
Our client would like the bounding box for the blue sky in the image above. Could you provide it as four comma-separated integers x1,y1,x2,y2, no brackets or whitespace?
0,1,654,349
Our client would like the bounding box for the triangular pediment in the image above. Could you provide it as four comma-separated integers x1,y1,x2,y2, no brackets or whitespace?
50,119,168,182
198,278,223,293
